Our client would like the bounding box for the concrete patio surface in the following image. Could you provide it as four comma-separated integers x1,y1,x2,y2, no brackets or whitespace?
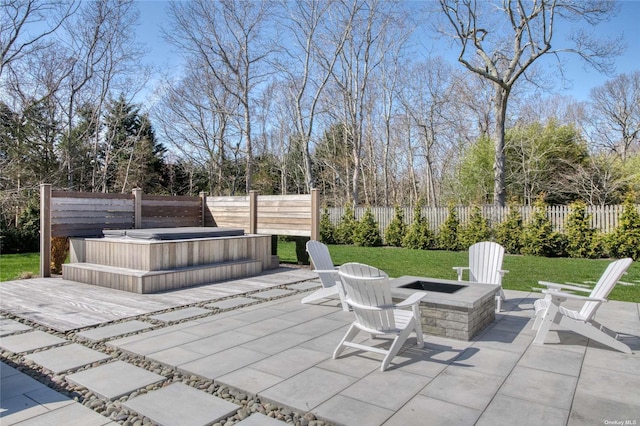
1,268,639,426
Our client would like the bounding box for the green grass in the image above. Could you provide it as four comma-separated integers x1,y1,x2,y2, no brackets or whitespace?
0,253,40,281
277,242,640,303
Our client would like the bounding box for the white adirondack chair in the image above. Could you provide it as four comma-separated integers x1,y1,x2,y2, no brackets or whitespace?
303,240,349,311
334,263,427,372
453,241,509,311
532,257,633,354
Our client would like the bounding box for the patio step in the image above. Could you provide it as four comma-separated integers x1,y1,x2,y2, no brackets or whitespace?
63,259,263,294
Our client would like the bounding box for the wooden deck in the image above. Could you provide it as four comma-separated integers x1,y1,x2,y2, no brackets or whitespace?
0,268,316,332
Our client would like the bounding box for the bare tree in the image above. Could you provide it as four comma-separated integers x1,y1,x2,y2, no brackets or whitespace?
0,0,78,79
166,0,276,195
588,71,640,161
437,0,623,206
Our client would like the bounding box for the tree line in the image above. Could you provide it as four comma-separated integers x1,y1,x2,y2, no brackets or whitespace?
2,0,639,247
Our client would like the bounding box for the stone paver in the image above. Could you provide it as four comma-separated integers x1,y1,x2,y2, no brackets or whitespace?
65,361,165,400
383,394,481,426
24,343,110,374
251,289,295,299
123,382,238,426
205,297,258,310
0,318,32,336
286,281,320,291
0,331,66,353
76,320,154,342
235,413,289,426
6,401,117,425
476,394,569,426
149,307,211,323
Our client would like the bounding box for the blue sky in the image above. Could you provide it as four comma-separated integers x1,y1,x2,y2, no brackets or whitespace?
134,0,640,103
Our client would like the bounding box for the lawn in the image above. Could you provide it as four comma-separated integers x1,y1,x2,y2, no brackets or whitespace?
3,245,639,303
277,241,640,303
0,253,39,281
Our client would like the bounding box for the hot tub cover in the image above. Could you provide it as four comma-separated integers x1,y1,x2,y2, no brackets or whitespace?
102,227,245,240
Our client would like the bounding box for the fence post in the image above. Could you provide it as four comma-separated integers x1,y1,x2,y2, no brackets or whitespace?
199,192,207,227
133,188,142,228
40,184,51,278
311,189,320,241
249,190,258,234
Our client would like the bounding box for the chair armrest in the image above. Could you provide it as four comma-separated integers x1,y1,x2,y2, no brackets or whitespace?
498,269,509,276
541,289,607,302
313,269,338,274
395,292,427,308
538,281,593,293
452,266,469,281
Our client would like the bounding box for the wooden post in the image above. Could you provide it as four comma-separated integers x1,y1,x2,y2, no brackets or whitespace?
199,192,207,227
249,190,258,234
311,189,320,241
133,188,142,228
40,184,51,277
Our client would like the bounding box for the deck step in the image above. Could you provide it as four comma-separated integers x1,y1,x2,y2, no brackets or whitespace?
63,259,263,294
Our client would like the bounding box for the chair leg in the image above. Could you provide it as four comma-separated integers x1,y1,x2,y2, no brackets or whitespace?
495,295,502,312
412,304,424,348
333,323,360,359
557,316,632,354
533,302,559,345
381,321,415,372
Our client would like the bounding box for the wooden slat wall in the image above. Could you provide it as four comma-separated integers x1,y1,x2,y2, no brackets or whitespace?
256,194,312,237
205,196,251,230
141,194,201,228
51,191,134,237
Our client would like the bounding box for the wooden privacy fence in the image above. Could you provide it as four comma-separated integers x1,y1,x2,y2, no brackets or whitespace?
328,204,639,237
40,184,319,277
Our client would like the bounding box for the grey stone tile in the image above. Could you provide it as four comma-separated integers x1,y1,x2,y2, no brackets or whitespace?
111,330,202,356
575,365,640,408
235,317,297,337
518,344,584,377
1,361,20,377
124,382,238,426
205,297,258,310
287,281,321,291
216,367,284,397
0,331,66,353
24,344,110,374
1,369,45,400
383,339,458,377
276,305,338,323
498,366,578,409
146,347,205,367
340,369,430,411
583,345,640,375
179,347,269,380
472,327,534,354
0,394,48,424
65,361,165,400
420,367,504,410
313,394,394,426
106,323,197,347
251,347,328,378
230,307,290,324
6,402,116,425
251,289,295,299
235,413,288,426
259,367,356,413
316,353,381,379
298,326,353,355
383,394,481,426
570,388,640,425
180,317,251,337
447,346,520,378
181,330,256,355
241,330,318,355
476,394,569,426
149,307,211,323
0,318,32,336
533,329,589,353
76,320,154,342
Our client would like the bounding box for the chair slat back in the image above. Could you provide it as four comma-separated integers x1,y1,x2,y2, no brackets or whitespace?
339,263,395,332
468,242,505,285
580,258,633,321
306,240,337,288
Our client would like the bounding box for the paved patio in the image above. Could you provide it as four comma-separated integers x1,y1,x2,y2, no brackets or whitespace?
1,268,639,425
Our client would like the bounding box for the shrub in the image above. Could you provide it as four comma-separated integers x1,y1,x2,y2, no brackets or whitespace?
608,193,640,260
495,206,523,254
51,237,69,274
402,205,435,250
437,204,461,251
334,203,357,245
459,206,491,248
384,206,406,247
565,201,602,259
353,207,382,247
521,196,565,257
319,207,336,244
0,201,40,254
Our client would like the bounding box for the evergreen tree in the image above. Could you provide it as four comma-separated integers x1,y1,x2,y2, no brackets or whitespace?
402,205,435,250
353,207,382,247
385,206,406,247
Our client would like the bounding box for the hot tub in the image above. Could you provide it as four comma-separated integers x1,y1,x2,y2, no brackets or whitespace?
103,227,245,240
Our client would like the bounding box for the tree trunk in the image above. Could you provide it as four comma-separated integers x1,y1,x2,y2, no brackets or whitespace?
493,85,509,207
